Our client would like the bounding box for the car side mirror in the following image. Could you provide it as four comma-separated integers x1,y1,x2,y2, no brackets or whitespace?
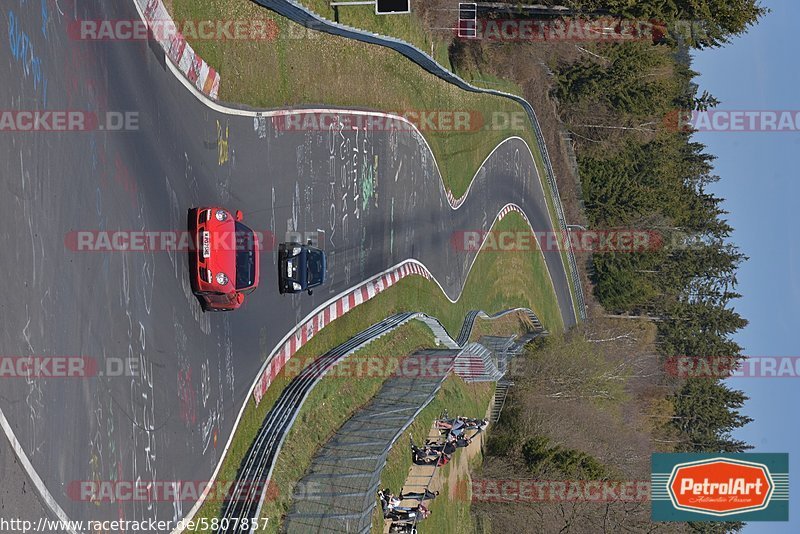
236,292,245,304
307,289,313,296
235,210,243,221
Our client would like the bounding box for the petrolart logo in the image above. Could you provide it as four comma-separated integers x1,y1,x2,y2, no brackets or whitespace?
651,454,789,522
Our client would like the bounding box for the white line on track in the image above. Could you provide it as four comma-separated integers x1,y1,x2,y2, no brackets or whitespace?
0,410,80,534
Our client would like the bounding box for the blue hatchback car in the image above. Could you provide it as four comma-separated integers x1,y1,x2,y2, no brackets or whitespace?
278,241,327,295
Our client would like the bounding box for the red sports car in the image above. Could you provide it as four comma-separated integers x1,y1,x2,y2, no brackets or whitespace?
189,207,260,311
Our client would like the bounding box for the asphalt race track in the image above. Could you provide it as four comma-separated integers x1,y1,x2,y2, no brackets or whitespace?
0,0,574,530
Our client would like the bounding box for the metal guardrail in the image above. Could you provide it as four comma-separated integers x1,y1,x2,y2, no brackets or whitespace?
456,307,545,346
215,307,543,532
284,351,455,533
218,313,418,532
252,0,587,321
453,342,503,382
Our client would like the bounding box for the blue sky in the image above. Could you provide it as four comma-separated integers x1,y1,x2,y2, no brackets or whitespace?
691,0,799,530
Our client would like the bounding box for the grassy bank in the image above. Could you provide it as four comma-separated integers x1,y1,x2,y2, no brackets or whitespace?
379,212,564,336
422,477,473,534
258,320,436,530
297,0,450,65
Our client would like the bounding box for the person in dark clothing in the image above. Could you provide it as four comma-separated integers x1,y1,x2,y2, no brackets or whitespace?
400,489,439,501
458,416,488,428
415,452,439,465
426,438,457,455
455,435,472,448
410,434,442,465
411,443,438,465
440,441,457,455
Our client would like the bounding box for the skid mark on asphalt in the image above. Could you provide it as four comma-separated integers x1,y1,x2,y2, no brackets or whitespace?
184,152,200,204
164,174,181,279
270,186,277,262
177,367,196,427
174,318,196,429
221,319,234,397
200,359,210,409
126,307,158,519
19,150,44,290
87,393,121,518
17,145,47,458
179,266,211,334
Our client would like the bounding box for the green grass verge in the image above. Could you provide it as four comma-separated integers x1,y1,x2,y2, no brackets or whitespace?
468,313,530,342
377,212,564,336
299,0,450,63
421,477,473,534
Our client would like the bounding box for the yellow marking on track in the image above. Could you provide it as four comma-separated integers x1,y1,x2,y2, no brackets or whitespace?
217,120,229,166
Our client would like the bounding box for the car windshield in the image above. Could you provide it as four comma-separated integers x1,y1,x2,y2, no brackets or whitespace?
307,250,325,286
235,222,257,290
